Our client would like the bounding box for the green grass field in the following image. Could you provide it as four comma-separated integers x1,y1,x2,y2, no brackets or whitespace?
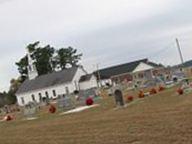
0,87,192,144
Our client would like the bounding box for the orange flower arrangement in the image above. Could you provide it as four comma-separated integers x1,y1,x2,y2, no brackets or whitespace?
150,88,157,95
138,90,145,98
159,86,165,92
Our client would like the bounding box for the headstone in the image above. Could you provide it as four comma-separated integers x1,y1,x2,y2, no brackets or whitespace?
77,88,99,106
23,102,38,120
114,89,124,106
76,92,87,106
57,94,75,111
111,84,125,107
3,105,11,114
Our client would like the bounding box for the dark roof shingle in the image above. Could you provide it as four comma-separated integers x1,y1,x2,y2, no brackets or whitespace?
94,59,162,79
16,67,78,94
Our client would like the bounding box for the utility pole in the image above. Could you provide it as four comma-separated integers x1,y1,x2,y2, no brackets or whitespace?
176,38,184,65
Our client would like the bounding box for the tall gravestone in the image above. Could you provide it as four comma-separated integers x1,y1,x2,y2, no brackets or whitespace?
114,89,124,106
112,84,125,107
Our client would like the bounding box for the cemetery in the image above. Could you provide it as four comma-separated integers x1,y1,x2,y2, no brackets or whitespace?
1,1,192,143
0,77,192,144
0,49,192,144
0,46,192,143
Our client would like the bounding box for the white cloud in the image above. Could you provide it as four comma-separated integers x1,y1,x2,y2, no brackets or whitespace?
0,0,178,37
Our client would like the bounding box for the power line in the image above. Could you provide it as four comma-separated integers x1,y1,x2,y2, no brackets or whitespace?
97,42,178,68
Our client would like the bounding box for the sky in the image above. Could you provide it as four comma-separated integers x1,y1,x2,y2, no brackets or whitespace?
0,0,192,91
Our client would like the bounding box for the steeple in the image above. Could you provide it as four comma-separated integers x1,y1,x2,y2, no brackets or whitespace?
27,48,38,80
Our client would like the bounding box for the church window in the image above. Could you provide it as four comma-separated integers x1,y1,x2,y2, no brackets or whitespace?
52,90,56,97
29,65,32,71
45,91,49,98
39,93,42,101
21,97,25,105
31,94,35,101
65,87,69,94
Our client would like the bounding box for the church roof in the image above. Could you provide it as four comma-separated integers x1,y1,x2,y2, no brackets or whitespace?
16,67,79,94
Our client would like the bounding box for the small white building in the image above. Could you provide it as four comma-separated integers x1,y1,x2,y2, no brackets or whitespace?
79,74,98,90
16,50,97,106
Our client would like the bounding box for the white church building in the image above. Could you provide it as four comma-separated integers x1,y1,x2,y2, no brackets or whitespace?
16,50,98,106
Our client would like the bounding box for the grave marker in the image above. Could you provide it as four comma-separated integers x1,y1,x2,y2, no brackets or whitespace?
114,89,124,106
77,88,99,106
57,94,76,111
111,84,125,107
23,102,38,120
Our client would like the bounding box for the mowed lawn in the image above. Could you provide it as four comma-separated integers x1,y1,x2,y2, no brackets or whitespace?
1,87,192,144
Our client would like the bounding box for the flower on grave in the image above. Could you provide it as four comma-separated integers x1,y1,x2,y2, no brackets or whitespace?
127,96,134,103
150,88,157,95
177,88,184,95
159,85,165,92
138,90,145,98
49,105,56,114
86,98,94,106
5,115,13,121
